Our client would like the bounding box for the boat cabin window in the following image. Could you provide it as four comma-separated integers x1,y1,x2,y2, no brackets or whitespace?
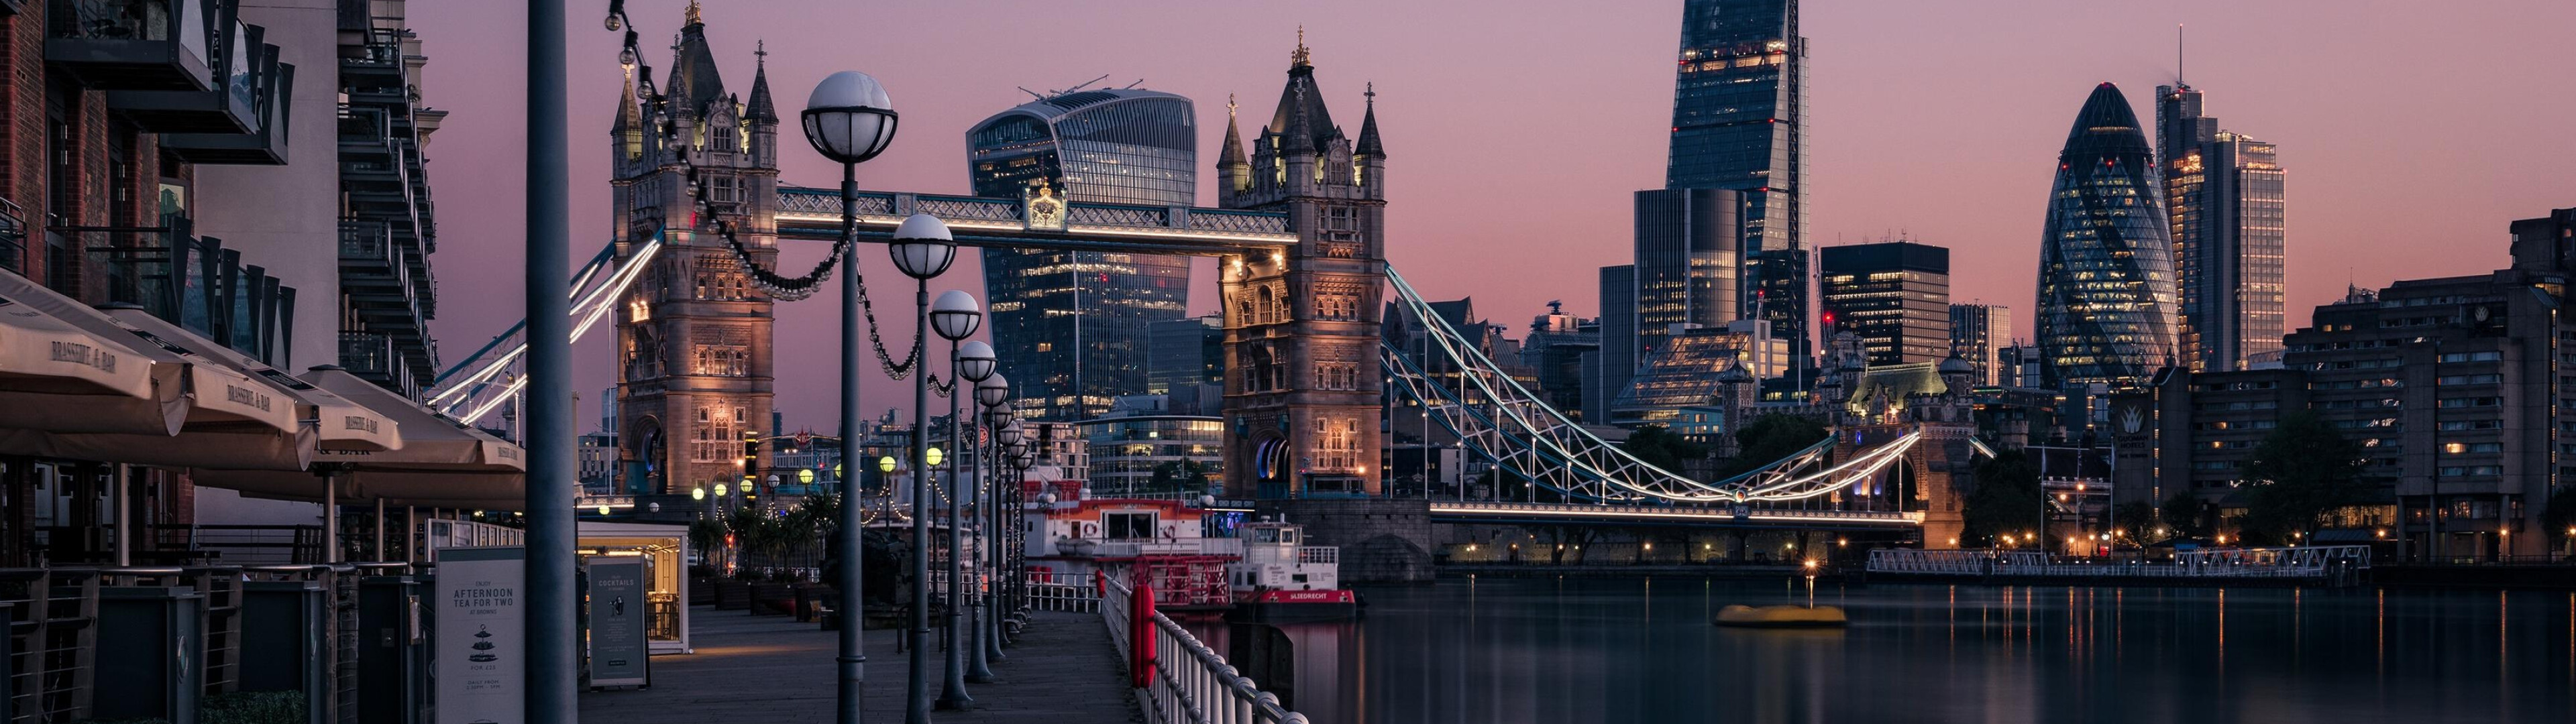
1104,511,1158,540
1254,528,1298,544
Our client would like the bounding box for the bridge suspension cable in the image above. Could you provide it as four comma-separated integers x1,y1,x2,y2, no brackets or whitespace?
1379,265,1921,505
425,229,667,425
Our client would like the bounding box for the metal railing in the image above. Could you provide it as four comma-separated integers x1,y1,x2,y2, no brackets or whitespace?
1102,572,1306,724
1022,570,1100,613
1868,546,2373,579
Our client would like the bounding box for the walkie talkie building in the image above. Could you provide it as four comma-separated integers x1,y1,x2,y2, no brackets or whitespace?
2035,83,2178,389
967,89,1197,420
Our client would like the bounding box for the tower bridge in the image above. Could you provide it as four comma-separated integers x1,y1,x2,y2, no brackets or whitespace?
423,19,1971,581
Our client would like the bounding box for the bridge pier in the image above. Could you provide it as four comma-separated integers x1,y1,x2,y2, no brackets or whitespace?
1258,499,1435,583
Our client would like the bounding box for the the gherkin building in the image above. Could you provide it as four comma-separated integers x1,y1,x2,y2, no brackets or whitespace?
2035,82,2178,389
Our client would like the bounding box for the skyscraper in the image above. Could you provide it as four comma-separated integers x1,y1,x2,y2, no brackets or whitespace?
2035,83,2179,390
1593,264,1638,424
1668,0,1807,359
1631,187,1741,356
1948,304,2010,387
2158,82,2286,371
967,89,1197,420
1820,241,1951,366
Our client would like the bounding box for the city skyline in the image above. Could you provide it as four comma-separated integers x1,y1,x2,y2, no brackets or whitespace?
411,0,2576,428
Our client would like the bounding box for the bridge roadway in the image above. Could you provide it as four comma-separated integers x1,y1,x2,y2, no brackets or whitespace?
578,608,1138,723
1430,501,1923,530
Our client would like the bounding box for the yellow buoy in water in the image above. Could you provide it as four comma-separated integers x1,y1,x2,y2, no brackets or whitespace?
1713,604,1848,628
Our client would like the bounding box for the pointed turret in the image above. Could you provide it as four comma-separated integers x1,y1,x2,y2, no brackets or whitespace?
1354,82,1385,158
1281,82,1317,155
744,41,778,123
1218,93,1252,198
612,69,641,135
667,3,727,120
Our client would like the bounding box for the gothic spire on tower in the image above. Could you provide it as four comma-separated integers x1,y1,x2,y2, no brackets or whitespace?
745,40,778,123
1219,93,1248,166
1354,81,1385,158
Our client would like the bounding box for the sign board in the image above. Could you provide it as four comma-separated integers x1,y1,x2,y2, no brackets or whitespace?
584,556,651,687
435,546,525,724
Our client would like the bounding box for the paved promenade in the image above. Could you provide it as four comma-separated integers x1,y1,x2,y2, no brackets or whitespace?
579,609,1140,723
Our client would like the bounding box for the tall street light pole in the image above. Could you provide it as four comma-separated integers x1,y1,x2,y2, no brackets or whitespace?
801,69,899,724
961,363,1005,683
986,416,1022,656
523,1,575,722
888,214,955,723
928,290,984,708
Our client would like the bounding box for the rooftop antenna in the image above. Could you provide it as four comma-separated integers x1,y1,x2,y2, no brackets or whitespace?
1059,73,1112,96
2176,23,2187,88
1018,86,1044,100
1123,78,1145,89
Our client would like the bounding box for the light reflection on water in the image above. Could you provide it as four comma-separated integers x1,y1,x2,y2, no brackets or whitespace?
1197,575,2576,724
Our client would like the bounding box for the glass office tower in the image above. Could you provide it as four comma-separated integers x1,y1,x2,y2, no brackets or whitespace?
1668,0,1807,359
2035,83,2179,389
1819,241,1951,366
2158,82,2286,372
967,89,1196,420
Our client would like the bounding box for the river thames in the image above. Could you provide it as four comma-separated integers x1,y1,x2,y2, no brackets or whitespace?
1203,575,2576,724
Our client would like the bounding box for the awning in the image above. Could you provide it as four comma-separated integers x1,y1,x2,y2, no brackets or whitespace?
106,307,400,453
0,277,306,468
193,367,526,509
0,269,186,435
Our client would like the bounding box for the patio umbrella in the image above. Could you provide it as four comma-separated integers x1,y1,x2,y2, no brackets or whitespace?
193,366,526,510
0,278,304,468
0,269,189,435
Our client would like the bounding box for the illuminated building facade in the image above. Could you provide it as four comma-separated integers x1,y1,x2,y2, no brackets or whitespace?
967,88,1197,420
1947,303,2011,387
1668,0,1808,361
2035,83,2178,391
1819,241,1950,365
2158,82,2286,372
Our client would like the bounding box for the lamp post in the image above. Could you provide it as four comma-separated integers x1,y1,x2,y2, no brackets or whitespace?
1008,442,1037,627
928,288,983,708
957,348,1002,682
889,213,955,722
972,385,1013,667
988,417,1021,652
802,68,898,724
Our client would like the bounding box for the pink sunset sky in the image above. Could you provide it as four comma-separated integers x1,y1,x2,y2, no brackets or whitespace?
411,0,2576,432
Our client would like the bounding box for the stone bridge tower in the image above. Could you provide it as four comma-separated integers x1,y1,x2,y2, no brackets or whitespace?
610,6,780,496
1217,36,1389,499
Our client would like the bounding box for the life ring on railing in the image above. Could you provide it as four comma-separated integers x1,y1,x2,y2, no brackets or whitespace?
1081,522,1100,538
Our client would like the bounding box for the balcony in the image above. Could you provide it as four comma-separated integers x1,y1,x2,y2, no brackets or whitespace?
339,329,416,398
46,0,215,90
0,198,23,275
160,60,290,164
107,13,274,134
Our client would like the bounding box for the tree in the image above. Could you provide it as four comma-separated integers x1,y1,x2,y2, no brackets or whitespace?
2159,491,2206,540
2112,500,2155,545
1149,460,1211,493
1718,414,1829,478
1621,424,1710,472
2238,411,2374,540
1962,448,2043,546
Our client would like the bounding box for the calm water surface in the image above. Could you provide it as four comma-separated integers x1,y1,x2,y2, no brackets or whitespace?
1200,575,2576,724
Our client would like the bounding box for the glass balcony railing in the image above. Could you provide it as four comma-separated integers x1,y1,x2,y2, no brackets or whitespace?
46,0,215,90
107,14,270,134
0,198,23,275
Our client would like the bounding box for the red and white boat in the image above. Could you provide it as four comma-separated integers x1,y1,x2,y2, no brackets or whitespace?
1020,482,1353,619
1226,521,1357,621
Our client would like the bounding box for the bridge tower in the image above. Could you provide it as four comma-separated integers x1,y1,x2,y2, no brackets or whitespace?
609,5,781,496
1218,36,1389,499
